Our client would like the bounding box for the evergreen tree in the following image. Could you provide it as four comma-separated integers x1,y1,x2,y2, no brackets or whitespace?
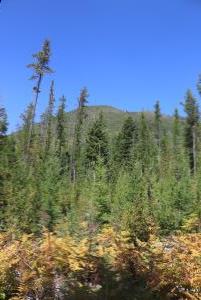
173,108,180,148
56,96,66,155
197,74,201,96
72,87,88,182
56,96,69,174
0,106,8,229
114,116,137,167
46,81,55,153
160,129,172,176
27,40,53,153
154,100,161,149
184,90,200,174
137,113,156,173
85,112,109,167
0,106,8,139
20,103,34,157
172,108,189,179
39,155,61,231
45,80,55,155
86,158,111,224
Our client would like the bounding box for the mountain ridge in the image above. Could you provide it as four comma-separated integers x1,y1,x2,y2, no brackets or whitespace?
66,105,172,138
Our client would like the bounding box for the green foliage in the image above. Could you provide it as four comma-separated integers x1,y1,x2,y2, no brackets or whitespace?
27,39,53,80
154,100,161,148
44,80,55,155
114,115,137,167
184,90,199,173
0,106,8,230
56,95,67,157
85,112,109,167
136,113,156,173
0,107,7,137
73,87,89,183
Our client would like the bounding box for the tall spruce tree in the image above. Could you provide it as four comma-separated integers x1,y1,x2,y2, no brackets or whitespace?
114,116,136,167
56,95,69,174
173,109,180,147
56,95,66,157
184,90,200,174
137,113,155,173
197,74,201,96
85,112,109,167
43,80,55,155
20,103,34,159
27,40,53,153
172,108,186,177
160,129,172,176
0,106,8,229
154,100,161,149
72,87,88,182
0,106,8,153
0,106,7,139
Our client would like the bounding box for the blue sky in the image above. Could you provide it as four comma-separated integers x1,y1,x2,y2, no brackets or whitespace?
1,0,201,131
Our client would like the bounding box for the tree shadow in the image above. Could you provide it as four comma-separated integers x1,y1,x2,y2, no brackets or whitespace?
65,259,160,300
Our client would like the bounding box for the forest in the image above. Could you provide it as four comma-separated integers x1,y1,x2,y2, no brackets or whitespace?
0,40,201,300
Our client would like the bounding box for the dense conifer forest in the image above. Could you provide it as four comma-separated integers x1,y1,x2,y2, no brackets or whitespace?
0,40,201,299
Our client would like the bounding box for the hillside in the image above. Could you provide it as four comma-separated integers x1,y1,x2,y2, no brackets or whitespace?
66,105,173,138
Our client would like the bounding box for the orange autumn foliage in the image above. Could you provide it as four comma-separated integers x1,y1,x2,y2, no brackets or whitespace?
0,227,200,299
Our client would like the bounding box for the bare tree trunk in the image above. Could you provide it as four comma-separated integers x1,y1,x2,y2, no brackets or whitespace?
26,74,42,156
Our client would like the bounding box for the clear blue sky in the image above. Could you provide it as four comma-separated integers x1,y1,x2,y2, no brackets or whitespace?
1,0,201,131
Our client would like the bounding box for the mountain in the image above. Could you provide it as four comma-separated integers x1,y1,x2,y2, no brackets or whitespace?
65,105,173,138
